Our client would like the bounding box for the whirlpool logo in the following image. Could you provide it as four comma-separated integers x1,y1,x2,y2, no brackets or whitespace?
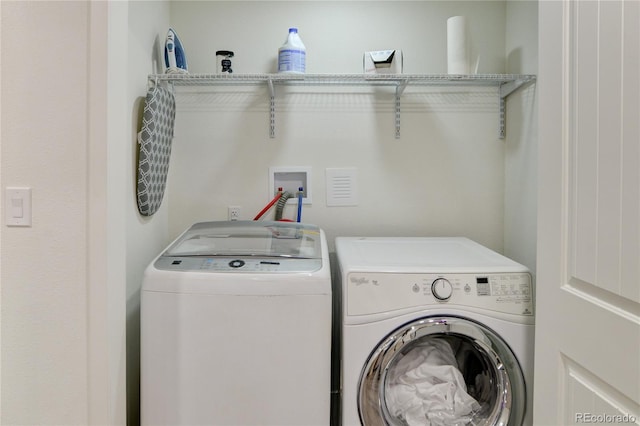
350,276,379,286
350,276,369,286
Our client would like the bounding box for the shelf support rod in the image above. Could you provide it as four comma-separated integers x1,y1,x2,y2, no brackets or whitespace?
268,78,275,138
395,80,408,139
499,97,507,139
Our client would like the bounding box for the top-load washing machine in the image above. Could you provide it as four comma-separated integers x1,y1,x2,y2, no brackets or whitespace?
141,221,332,426
336,237,534,426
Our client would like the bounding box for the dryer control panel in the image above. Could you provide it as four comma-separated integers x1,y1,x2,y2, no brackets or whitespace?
346,272,533,317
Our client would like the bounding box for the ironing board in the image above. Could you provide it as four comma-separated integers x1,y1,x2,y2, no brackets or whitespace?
136,85,175,216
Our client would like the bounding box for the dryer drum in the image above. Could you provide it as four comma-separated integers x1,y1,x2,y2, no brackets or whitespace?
357,315,526,426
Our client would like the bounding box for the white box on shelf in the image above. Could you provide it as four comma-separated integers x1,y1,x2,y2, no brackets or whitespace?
363,50,403,74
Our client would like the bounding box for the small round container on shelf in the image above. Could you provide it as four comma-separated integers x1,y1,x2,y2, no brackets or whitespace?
215,50,234,74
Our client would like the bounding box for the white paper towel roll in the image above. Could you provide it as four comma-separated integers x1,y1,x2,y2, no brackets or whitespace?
447,16,470,74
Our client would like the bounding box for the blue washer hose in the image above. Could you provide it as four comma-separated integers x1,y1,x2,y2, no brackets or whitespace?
297,187,303,222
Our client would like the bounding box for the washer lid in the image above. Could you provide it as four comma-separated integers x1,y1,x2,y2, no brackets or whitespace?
163,220,323,259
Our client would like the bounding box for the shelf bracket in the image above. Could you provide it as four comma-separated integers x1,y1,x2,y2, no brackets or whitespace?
395,80,409,139
498,77,535,139
268,78,275,138
499,78,529,98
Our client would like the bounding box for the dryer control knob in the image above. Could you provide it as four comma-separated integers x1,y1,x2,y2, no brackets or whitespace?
431,278,453,301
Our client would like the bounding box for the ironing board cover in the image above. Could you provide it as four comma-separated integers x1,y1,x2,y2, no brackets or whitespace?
136,85,176,216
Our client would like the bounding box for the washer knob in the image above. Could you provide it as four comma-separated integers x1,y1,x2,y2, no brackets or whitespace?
228,259,245,268
431,278,453,301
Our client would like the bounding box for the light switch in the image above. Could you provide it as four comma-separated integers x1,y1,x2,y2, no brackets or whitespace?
6,187,32,227
11,197,24,218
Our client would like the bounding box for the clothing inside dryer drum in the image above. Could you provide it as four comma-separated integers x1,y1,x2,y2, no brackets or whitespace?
383,334,497,426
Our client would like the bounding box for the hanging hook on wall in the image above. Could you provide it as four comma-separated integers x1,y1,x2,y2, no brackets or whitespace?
147,75,159,91
148,75,177,95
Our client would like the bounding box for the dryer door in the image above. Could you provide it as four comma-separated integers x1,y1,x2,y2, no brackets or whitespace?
358,315,526,426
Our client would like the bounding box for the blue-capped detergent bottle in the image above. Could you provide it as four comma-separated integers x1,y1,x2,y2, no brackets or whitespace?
278,27,306,73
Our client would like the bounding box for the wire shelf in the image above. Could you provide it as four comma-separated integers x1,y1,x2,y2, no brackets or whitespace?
150,73,535,87
148,73,536,138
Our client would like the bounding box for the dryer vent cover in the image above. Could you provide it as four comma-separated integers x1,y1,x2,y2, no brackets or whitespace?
136,85,176,216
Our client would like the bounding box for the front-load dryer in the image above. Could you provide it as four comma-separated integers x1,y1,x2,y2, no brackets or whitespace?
336,237,534,426
141,221,332,426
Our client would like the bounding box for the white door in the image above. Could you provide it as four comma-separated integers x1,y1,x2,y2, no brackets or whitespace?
535,1,640,425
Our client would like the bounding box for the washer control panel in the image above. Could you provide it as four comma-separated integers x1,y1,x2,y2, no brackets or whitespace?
346,272,533,317
155,256,322,273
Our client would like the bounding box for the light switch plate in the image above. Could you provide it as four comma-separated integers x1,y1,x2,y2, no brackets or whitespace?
6,187,32,227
